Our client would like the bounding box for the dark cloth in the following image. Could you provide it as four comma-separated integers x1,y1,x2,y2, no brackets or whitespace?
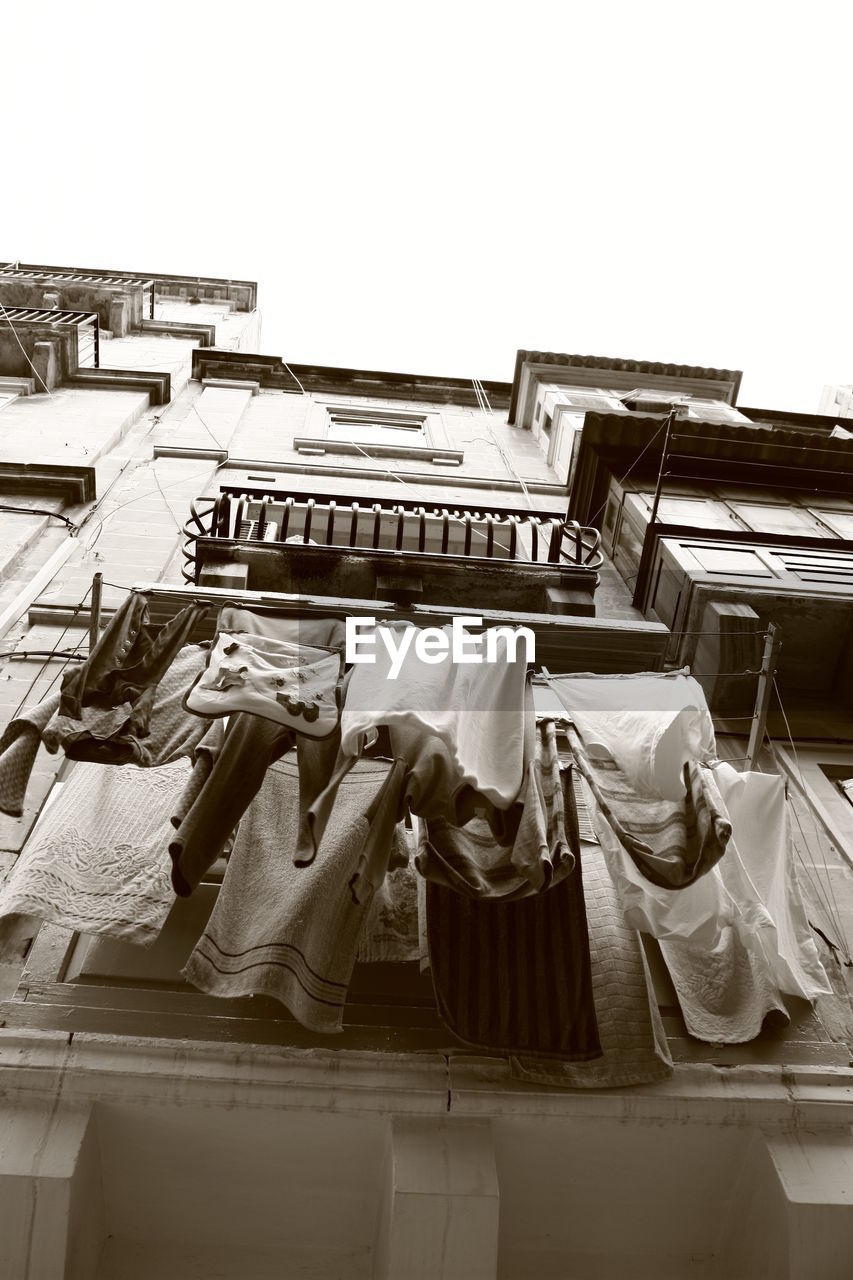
425,770,601,1060
0,642,211,817
59,590,208,722
567,725,732,890
426,867,600,1059
48,644,211,768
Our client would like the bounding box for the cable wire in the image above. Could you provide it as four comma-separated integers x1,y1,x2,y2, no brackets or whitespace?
770,680,852,964
0,504,76,529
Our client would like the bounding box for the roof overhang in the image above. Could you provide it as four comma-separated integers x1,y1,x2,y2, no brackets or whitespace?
509,351,743,427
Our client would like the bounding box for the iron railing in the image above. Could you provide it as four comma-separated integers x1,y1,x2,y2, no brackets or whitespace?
183,491,603,584
0,265,154,318
0,306,99,368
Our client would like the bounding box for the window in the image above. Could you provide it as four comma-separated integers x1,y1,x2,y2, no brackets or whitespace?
326,407,427,447
688,545,772,575
730,502,831,539
634,492,738,531
297,402,459,463
809,509,853,539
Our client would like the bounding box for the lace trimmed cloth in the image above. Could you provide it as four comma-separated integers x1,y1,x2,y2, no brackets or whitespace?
0,759,190,946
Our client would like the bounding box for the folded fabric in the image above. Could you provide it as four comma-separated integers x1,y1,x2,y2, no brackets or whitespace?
59,590,208,721
0,691,61,817
44,644,213,768
183,754,408,1033
341,621,531,809
568,725,731,890
184,631,343,738
416,719,579,900
713,763,831,1000
510,841,673,1089
548,670,715,802
0,759,189,945
426,841,600,1059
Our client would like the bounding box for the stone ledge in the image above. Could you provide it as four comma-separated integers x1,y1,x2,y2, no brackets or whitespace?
0,1030,850,1125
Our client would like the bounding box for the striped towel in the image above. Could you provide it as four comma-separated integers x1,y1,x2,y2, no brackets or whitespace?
567,725,731,890
183,753,406,1034
425,767,600,1059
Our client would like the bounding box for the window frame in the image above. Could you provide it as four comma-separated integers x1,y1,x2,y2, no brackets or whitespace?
307,397,452,451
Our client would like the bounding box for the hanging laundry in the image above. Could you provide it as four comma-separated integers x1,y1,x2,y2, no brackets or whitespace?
592,768,773,949
0,759,189,945
416,719,579,900
0,692,62,818
183,753,409,1034
426,878,600,1060
0,591,211,816
713,763,831,1000
45,644,213,766
216,607,344,649
168,614,348,896
184,630,343,738
304,621,534,897
547,669,715,802
342,620,531,809
170,716,226,833
424,774,600,1060
658,928,790,1044
509,842,673,1089
358,845,421,965
568,725,731,890
58,589,208,722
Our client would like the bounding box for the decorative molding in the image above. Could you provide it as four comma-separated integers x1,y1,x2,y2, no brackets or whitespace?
65,367,171,406
0,462,95,503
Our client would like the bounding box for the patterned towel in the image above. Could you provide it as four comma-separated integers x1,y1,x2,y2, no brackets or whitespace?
567,725,731,890
0,760,189,945
659,928,790,1044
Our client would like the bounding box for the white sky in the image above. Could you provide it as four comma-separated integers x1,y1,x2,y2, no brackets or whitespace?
4,2,852,412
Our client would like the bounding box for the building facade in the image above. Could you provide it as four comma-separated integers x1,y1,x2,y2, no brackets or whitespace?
0,262,851,1279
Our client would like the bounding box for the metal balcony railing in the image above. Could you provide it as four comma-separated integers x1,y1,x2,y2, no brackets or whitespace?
0,306,100,367
183,490,603,585
0,264,154,318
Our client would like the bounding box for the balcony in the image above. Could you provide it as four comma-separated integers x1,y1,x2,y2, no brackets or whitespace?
0,305,99,367
185,486,604,617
